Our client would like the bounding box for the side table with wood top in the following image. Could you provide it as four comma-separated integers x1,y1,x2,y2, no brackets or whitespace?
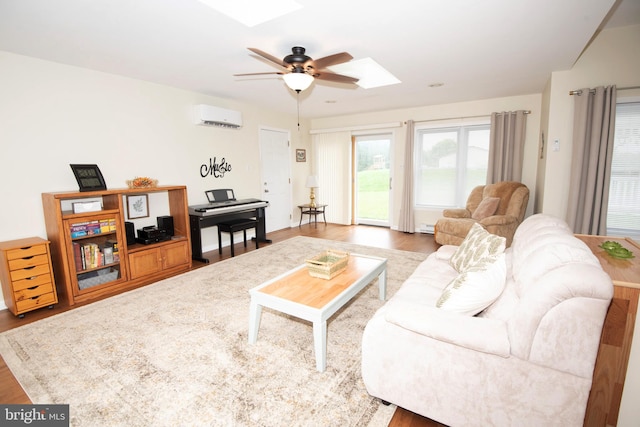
298,204,327,227
577,235,640,426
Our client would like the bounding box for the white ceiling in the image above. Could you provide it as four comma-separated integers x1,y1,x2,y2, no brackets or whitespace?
1,0,639,119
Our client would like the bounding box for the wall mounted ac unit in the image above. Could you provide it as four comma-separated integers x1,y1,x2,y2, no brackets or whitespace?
194,104,242,129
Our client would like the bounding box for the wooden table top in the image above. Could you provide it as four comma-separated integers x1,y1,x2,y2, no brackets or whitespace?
576,235,640,289
257,255,385,309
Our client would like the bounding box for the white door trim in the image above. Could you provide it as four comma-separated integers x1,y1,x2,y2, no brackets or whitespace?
259,126,293,232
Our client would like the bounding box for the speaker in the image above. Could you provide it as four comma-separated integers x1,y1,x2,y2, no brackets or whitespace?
125,221,136,246
157,215,174,236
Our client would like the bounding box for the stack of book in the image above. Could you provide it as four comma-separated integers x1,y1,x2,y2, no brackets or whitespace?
69,218,116,238
72,240,119,271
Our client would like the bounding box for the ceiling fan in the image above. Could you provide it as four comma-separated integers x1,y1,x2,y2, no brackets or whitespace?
235,46,359,92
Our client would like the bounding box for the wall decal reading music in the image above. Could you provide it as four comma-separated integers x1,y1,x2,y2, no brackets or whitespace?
200,157,232,178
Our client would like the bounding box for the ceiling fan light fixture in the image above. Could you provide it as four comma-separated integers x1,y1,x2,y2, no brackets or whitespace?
283,72,314,92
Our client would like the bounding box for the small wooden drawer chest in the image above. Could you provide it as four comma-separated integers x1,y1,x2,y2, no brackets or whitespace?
0,237,58,317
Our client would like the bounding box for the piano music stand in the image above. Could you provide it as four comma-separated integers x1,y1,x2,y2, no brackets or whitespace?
206,189,236,203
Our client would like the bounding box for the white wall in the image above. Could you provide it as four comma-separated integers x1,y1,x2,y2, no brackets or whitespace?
0,51,312,307
541,24,640,219
311,95,542,230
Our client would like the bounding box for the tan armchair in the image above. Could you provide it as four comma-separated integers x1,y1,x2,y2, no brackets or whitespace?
434,181,529,247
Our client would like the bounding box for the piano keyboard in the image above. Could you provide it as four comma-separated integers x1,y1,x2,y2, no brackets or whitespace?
189,199,269,216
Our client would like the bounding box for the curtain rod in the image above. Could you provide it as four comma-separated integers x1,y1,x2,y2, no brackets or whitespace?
569,86,640,95
407,110,530,125
309,121,402,134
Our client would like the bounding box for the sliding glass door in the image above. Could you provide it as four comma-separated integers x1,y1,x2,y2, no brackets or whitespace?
353,134,392,227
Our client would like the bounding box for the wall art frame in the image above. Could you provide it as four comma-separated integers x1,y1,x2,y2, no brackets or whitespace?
296,149,306,162
126,194,149,219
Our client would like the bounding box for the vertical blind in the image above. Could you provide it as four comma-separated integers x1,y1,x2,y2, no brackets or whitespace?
607,102,640,238
312,131,352,225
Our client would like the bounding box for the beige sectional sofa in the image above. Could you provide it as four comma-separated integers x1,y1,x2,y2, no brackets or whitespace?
361,214,613,426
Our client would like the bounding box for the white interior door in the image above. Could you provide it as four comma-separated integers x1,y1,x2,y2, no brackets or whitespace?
259,128,292,232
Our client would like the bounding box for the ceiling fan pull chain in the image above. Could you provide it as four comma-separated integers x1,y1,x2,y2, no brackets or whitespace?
297,91,300,131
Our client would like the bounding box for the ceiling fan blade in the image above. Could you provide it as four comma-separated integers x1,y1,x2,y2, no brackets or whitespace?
314,71,359,84
312,52,353,70
247,48,288,70
234,72,285,76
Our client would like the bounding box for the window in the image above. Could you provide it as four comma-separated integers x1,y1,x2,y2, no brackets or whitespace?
414,122,490,207
607,102,640,239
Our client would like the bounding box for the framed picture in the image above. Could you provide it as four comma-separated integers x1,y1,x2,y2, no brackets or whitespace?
127,194,149,219
70,164,107,192
296,149,306,162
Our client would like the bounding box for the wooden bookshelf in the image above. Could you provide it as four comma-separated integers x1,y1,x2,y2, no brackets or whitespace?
42,186,192,306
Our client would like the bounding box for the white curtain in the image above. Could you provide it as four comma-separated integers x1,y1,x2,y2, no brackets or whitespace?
487,110,528,183
398,120,415,233
567,85,617,235
312,131,352,225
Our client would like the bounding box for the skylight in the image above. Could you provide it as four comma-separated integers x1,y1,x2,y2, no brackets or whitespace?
196,0,302,27
328,58,401,89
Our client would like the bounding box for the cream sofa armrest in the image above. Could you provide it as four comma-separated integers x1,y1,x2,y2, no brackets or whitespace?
435,245,458,260
442,208,471,218
384,301,511,357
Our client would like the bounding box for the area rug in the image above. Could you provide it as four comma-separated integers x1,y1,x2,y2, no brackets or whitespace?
0,236,428,427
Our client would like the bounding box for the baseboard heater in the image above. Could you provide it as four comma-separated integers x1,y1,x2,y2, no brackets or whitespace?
419,224,435,234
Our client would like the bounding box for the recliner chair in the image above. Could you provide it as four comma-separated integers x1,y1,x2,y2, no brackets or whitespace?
434,181,529,247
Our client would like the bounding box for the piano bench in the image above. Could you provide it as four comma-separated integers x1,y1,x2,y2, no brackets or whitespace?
217,218,259,257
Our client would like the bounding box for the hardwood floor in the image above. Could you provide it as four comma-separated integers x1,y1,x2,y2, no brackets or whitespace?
0,223,442,426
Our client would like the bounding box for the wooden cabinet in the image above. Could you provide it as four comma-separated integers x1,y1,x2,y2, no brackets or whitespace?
42,186,192,306
0,237,58,317
128,240,190,280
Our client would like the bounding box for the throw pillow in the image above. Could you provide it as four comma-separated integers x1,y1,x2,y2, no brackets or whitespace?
436,253,507,316
449,222,506,273
471,197,500,220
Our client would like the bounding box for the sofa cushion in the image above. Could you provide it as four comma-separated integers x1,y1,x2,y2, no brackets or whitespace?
507,263,613,364
514,237,601,297
477,250,517,321
384,299,511,357
437,253,507,316
510,213,574,275
449,223,506,273
435,245,458,260
471,197,500,220
512,213,572,245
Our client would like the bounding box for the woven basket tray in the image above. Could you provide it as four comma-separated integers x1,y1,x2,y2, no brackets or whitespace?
305,250,350,280
78,267,119,290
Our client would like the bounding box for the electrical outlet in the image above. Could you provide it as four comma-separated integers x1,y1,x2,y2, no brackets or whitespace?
553,139,560,152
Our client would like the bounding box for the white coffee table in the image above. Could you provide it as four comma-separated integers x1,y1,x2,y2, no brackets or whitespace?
248,253,387,372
